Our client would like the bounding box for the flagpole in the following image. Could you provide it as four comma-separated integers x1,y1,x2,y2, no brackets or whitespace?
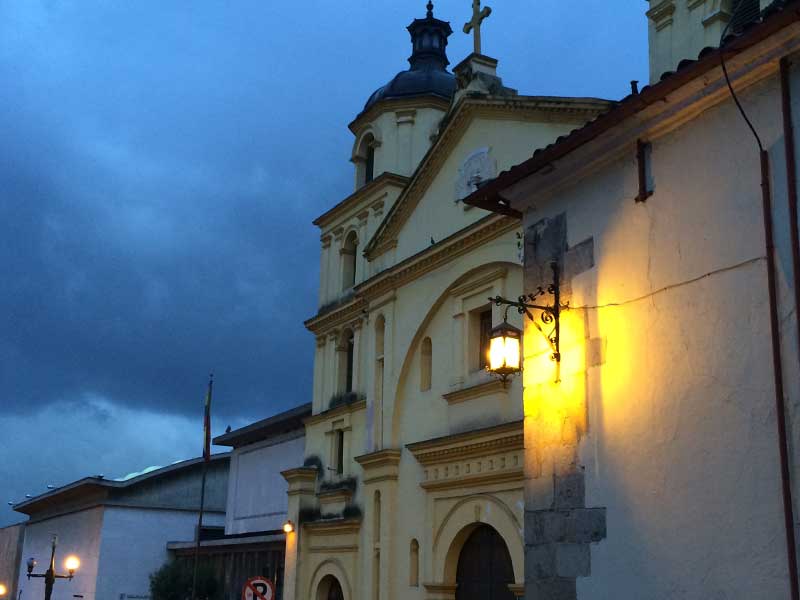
191,373,213,600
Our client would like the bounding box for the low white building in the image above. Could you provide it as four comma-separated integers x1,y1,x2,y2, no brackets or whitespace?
13,455,228,600
165,403,309,600
0,522,25,600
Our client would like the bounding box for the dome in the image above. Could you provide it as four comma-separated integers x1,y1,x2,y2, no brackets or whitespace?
363,68,456,112
361,2,456,114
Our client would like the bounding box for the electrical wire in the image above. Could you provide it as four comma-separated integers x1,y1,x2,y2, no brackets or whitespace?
720,0,765,152
567,256,765,311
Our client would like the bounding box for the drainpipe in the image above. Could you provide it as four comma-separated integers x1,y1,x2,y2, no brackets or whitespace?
781,57,800,370
780,54,800,598
723,34,799,593
761,145,799,600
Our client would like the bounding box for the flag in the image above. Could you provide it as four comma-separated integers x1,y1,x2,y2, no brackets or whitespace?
203,374,213,462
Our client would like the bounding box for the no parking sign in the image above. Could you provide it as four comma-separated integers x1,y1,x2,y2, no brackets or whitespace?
242,576,276,600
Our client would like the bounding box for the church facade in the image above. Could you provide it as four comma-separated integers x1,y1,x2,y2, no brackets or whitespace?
281,4,610,600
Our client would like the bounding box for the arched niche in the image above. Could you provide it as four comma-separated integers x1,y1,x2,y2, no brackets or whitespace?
341,230,359,291
431,494,523,586
309,559,352,600
389,262,522,446
351,126,383,188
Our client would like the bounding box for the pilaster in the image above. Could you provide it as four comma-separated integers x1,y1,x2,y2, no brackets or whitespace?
355,449,402,600
281,467,319,600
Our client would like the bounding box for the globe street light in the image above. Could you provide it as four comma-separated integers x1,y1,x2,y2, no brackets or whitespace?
26,535,78,600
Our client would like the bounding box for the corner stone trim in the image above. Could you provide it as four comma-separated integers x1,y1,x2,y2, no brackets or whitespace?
524,472,607,599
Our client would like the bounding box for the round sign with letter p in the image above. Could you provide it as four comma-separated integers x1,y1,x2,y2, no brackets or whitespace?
242,577,275,600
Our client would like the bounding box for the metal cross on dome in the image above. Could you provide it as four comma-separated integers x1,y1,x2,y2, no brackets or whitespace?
463,0,492,55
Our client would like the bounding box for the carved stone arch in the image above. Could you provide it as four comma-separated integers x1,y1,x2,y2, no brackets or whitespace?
308,558,352,600
389,261,521,446
432,494,523,585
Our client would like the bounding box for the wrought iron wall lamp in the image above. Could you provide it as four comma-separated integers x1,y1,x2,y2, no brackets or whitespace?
486,261,564,382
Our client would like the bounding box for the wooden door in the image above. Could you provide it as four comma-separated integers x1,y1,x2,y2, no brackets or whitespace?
326,578,344,600
455,525,515,600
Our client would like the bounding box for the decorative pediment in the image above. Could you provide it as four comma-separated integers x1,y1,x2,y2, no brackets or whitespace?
363,97,612,261
407,421,523,491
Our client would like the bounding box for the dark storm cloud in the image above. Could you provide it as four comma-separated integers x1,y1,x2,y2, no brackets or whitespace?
0,0,353,418
0,0,647,524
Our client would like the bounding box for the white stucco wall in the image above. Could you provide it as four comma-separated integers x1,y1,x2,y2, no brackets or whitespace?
360,106,446,181
516,65,800,599
225,433,305,535
0,523,24,600
17,508,104,600
95,506,224,600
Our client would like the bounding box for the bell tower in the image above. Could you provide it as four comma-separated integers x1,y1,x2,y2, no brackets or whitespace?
350,2,457,186
645,0,764,83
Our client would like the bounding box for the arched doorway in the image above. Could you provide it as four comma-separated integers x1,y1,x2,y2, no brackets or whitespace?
317,575,344,600
455,525,515,600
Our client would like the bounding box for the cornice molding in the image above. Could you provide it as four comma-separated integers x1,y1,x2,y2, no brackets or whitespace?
647,0,677,30
303,518,362,535
354,449,402,470
406,420,523,465
281,467,319,482
419,467,524,491
349,96,451,135
305,214,519,335
304,399,367,426
355,449,402,484
313,173,408,230
308,543,359,554
442,379,508,405
317,488,353,501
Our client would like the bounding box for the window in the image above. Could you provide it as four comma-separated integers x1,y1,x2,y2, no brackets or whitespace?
410,539,420,587
478,309,492,369
335,429,345,475
345,332,355,393
374,316,385,449
635,140,654,203
365,145,375,184
373,490,382,541
356,133,377,188
420,337,432,391
373,491,382,600
341,232,358,291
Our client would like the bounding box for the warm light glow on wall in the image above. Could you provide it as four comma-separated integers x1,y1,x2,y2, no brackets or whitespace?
523,306,588,476
0,583,8,596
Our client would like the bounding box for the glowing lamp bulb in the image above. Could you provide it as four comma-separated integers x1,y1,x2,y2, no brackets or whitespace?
487,320,522,379
64,555,80,573
283,520,294,534
0,583,8,596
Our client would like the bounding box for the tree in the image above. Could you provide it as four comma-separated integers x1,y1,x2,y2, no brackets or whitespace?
149,559,221,600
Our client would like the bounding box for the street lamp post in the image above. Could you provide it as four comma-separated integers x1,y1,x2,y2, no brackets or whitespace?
26,535,79,600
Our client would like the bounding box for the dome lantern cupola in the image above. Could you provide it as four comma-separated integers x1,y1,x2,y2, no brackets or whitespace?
407,1,453,71
360,2,456,115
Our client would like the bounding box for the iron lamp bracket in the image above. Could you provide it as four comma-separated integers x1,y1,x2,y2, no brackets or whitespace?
489,261,566,362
